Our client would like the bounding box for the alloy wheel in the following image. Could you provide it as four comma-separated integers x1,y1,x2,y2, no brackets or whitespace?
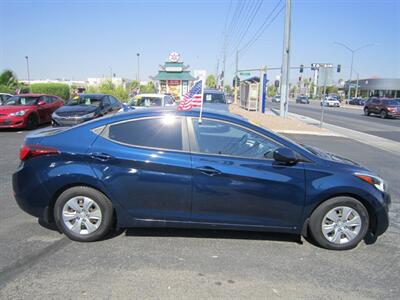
321,206,362,245
62,196,102,235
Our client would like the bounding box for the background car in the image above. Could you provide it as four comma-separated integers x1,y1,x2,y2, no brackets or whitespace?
13,108,390,250
271,95,281,103
0,93,13,105
296,96,309,104
321,96,340,107
348,98,366,106
0,94,63,129
203,89,228,111
123,93,176,111
364,98,400,119
52,93,121,126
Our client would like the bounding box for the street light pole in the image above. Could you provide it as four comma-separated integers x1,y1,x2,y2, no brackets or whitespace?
136,53,140,82
280,0,292,117
25,56,30,87
334,42,374,99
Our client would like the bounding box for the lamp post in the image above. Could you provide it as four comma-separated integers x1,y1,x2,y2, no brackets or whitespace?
334,42,374,99
136,53,140,82
25,56,30,87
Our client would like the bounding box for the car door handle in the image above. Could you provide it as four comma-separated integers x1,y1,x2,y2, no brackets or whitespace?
196,166,222,176
90,152,114,161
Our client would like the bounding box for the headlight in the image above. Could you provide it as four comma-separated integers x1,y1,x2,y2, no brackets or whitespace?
81,112,95,118
10,110,27,116
355,173,385,192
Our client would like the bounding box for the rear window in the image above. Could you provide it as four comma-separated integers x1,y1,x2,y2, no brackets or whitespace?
67,96,102,106
204,92,226,103
106,117,183,150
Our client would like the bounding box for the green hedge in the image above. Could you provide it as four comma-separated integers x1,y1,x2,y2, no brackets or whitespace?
30,83,70,100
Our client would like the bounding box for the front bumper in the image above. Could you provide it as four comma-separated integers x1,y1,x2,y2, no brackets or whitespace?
0,115,26,128
52,116,93,126
373,192,391,236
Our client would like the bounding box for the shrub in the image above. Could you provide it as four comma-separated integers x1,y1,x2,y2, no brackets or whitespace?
30,83,70,100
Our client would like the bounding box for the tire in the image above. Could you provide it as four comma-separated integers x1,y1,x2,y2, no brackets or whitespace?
26,114,38,130
380,110,387,119
364,108,370,116
308,197,369,250
54,186,114,242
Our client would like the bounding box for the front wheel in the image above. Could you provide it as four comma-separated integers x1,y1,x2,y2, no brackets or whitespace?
364,108,370,116
26,114,38,130
380,110,387,119
54,186,114,242
308,197,369,250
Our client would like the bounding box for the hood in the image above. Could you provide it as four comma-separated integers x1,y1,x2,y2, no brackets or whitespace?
55,105,97,116
302,144,361,166
0,105,34,115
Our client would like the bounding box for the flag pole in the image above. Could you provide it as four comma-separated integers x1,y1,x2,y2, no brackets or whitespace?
198,79,205,124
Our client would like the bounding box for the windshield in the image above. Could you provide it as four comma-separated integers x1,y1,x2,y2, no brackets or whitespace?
383,99,400,105
5,96,40,106
129,96,162,107
204,92,226,103
67,96,102,106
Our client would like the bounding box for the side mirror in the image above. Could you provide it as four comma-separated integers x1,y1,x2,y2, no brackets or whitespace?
38,101,46,106
273,147,298,165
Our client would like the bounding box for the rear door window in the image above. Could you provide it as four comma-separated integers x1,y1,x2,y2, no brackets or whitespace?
106,117,184,151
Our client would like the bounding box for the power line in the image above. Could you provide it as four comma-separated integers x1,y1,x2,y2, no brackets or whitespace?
239,0,284,54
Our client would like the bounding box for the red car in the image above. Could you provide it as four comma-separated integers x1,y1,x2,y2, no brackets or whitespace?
0,94,64,129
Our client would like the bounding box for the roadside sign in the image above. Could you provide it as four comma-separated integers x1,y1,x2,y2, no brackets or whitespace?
239,72,251,76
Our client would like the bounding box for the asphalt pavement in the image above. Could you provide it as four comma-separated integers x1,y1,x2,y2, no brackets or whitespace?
0,129,399,299
271,101,400,142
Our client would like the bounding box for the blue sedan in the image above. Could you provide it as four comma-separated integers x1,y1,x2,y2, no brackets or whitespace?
13,108,390,250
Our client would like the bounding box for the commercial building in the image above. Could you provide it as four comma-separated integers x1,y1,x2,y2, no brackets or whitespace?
345,78,400,98
153,52,196,100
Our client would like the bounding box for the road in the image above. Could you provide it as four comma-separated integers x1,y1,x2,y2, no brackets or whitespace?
271,101,400,142
0,129,399,299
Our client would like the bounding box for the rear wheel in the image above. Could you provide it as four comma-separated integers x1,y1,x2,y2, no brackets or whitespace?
26,114,38,130
54,186,114,242
380,110,387,119
308,197,369,250
364,107,370,116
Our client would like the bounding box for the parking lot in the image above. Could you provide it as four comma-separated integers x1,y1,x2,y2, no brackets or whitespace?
1,126,399,299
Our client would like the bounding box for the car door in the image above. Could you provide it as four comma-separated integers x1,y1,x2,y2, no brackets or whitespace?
188,117,306,229
89,116,192,221
101,96,112,115
35,96,51,123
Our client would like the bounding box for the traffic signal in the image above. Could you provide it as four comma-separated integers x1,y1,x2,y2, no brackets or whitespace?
337,64,341,72
299,64,304,73
274,80,280,88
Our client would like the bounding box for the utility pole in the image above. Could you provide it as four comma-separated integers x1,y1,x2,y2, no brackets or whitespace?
25,56,30,87
222,52,226,91
136,53,140,82
234,49,239,104
280,0,292,117
216,58,220,89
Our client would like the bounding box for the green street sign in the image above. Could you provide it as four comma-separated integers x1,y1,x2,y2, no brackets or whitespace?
239,72,251,76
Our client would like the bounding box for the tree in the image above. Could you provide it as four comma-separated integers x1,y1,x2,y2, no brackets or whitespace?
140,82,156,93
224,85,232,94
0,69,18,93
206,75,216,88
128,80,140,91
267,85,277,97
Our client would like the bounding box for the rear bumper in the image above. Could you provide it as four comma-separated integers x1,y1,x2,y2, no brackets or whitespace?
12,163,52,220
387,112,400,118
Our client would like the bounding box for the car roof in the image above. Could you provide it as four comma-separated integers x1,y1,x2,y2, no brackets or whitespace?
203,89,224,94
136,93,165,98
14,93,48,97
79,93,107,97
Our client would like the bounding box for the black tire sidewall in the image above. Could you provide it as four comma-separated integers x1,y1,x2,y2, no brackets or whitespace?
380,110,387,119
27,114,38,130
364,108,369,116
54,186,113,242
309,197,369,250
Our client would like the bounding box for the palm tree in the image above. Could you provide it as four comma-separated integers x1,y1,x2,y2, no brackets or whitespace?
0,69,19,93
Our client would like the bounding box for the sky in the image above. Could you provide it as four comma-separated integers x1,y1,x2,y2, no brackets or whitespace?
0,0,399,84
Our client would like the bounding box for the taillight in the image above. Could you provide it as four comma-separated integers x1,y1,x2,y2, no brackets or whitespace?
19,144,60,161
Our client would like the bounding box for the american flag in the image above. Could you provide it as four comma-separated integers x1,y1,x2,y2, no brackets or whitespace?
178,79,203,111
